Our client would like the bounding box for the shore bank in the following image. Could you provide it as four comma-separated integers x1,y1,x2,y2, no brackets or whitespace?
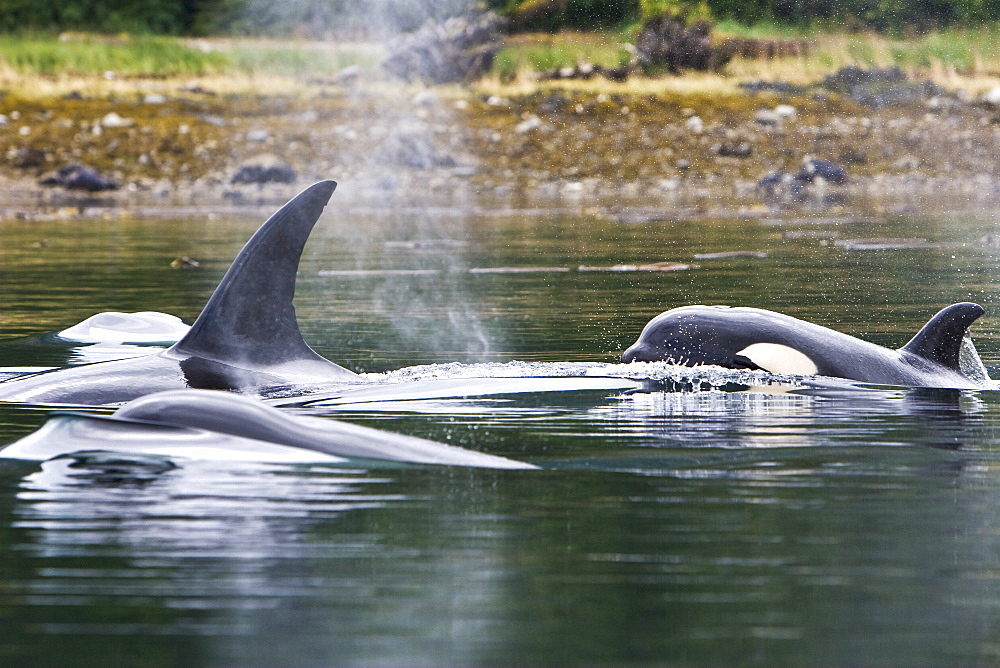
0,63,998,217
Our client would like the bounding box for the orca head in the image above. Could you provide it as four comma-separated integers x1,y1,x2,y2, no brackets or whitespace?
621,305,824,375
622,306,768,369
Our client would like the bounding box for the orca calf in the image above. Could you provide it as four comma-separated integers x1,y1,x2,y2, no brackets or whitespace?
621,303,991,389
0,181,360,405
0,389,536,469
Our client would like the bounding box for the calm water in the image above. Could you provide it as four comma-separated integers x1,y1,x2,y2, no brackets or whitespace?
3,199,1000,666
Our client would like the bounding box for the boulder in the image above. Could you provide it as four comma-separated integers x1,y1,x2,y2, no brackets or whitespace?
39,164,118,191
383,12,506,84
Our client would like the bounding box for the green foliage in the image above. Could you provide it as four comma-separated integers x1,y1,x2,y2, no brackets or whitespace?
0,0,475,37
0,0,997,37
494,0,638,31
0,0,204,34
493,0,1000,32
638,0,710,22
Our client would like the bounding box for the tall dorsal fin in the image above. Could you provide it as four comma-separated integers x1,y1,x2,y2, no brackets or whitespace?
900,302,985,371
170,181,348,373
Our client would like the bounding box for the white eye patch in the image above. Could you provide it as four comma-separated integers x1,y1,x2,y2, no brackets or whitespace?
736,343,819,375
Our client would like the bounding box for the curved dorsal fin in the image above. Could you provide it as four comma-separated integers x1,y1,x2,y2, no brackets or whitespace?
900,302,985,370
170,181,346,372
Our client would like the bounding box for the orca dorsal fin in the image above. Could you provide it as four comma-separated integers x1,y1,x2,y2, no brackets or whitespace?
900,302,985,371
170,181,352,375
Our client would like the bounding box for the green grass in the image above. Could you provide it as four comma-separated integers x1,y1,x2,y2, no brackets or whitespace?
713,18,817,39
896,27,1000,70
0,34,229,75
492,21,1000,83
0,33,379,78
1,24,999,92
494,32,634,82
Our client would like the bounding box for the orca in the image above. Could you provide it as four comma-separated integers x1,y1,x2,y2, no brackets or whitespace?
0,180,360,405
621,303,992,389
0,389,536,469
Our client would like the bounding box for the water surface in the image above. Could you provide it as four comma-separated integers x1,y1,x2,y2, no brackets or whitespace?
2,202,1000,666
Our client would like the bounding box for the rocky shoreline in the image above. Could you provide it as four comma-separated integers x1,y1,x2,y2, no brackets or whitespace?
1,67,999,217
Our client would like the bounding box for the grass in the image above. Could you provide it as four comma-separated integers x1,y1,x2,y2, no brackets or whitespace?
0,25,997,100
0,33,382,83
485,22,1000,95
494,31,633,82
0,33,229,76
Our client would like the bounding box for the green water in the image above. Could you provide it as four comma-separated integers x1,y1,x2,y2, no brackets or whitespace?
2,203,1000,666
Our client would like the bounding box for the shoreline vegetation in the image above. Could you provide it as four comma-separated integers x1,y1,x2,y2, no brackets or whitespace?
1,27,999,94
0,23,998,215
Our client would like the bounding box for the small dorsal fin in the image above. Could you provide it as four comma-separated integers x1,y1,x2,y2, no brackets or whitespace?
900,302,985,371
170,181,350,374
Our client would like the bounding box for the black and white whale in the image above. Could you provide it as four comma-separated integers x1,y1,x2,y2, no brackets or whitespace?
0,389,536,469
621,303,992,389
0,180,360,406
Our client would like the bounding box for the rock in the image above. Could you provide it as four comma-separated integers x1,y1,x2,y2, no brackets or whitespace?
182,85,216,96
983,85,1000,105
738,80,806,95
199,114,226,127
39,164,118,191
383,12,506,84
377,128,455,169
412,90,438,107
757,170,808,201
774,104,797,118
101,112,132,128
798,157,847,184
817,66,943,108
634,16,731,73
839,149,868,165
12,147,48,169
246,129,270,143
685,116,704,133
715,142,752,158
537,93,569,113
515,115,542,134
231,155,296,184
540,61,632,83
757,170,788,192
754,109,781,126
337,65,361,85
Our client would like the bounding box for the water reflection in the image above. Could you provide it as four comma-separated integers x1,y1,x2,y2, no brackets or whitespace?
596,382,989,456
2,456,537,666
